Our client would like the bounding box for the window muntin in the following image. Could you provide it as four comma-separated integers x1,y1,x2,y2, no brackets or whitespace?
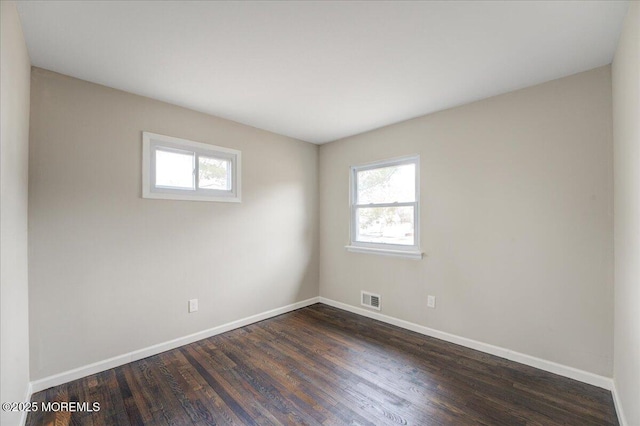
350,156,420,253
142,132,241,202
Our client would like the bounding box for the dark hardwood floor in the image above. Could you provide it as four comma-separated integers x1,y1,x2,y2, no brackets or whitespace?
26,304,618,425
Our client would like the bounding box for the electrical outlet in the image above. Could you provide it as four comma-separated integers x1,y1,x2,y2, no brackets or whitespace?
427,295,436,309
188,298,198,313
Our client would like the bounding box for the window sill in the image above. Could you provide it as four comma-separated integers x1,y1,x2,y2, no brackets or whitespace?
143,191,241,203
345,245,423,260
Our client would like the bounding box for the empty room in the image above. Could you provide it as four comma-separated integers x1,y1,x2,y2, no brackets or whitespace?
1,1,638,425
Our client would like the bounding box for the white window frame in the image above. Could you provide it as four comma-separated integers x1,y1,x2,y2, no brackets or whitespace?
142,132,241,202
346,155,422,260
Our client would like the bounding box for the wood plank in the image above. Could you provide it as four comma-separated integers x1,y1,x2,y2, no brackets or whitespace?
26,304,619,425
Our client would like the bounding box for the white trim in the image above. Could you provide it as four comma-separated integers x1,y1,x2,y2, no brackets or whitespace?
345,245,423,259
142,131,242,203
318,297,614,390
141,190,242,203
611,381,628,426
29,297,319,393
26,295,619,416
19,382,33,426
349,155,421,254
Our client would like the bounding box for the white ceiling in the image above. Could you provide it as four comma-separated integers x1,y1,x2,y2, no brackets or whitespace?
16,1,629,144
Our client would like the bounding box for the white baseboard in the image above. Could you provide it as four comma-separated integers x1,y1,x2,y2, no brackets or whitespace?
19,381,33,426
319,297,614,391
30,297,320,393
28,295,620,421
611,381,628,426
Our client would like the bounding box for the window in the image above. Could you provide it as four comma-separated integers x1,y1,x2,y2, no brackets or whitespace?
142,132,241,202
347,156,422,259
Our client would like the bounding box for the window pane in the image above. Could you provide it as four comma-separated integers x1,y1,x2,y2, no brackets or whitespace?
198,156,230,190
357,163,415,204
356,206,414,245
155,149,194,189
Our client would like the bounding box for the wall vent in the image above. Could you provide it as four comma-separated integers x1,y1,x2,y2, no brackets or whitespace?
361,291,381,310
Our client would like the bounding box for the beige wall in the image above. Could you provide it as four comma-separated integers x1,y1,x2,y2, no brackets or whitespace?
319,66,614,376
612,3,640,425
1,1,32,424
13,9,629,408
28,68,319,380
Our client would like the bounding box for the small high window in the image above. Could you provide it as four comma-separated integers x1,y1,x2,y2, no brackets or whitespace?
347,156,422,259
142,132,241,202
